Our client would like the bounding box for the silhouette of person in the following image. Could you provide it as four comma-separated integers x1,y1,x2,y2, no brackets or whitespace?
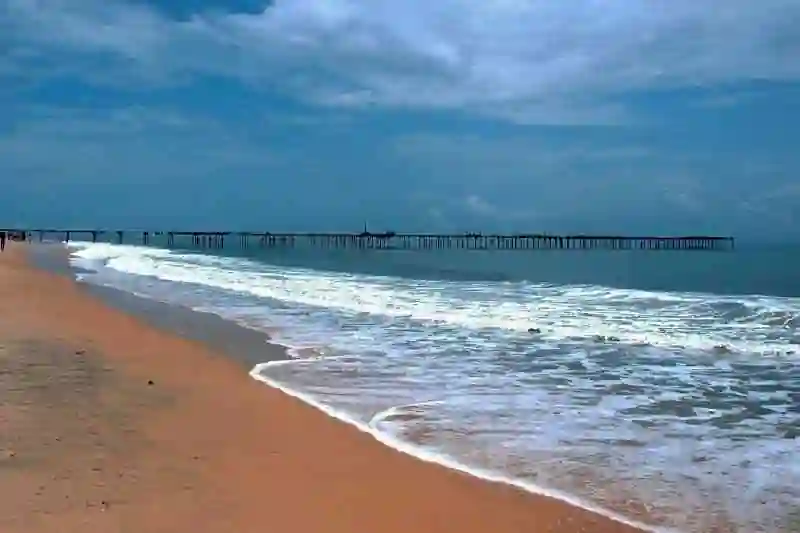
0,231,6,251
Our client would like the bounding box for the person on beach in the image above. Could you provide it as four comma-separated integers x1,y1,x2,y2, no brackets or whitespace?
0,231,6,251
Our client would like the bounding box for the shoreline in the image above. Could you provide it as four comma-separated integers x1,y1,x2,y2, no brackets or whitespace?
2,241,652,533
27,242,291,369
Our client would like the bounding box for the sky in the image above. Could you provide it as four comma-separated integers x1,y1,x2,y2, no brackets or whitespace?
1,1,799,239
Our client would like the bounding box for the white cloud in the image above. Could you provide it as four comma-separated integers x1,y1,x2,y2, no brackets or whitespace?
691,88,775,109
3,0,800,123
463,194,497,216
4,0,167,59
461,194,539,222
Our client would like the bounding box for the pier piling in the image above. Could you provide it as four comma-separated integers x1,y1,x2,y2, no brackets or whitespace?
1,229,736,252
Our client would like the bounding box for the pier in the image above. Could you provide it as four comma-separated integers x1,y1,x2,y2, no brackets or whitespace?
3,229,735,251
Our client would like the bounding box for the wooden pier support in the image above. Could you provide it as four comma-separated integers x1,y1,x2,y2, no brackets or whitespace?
0,229,736,252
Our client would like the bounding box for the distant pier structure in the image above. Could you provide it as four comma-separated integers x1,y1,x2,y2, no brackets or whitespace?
4,229,735,251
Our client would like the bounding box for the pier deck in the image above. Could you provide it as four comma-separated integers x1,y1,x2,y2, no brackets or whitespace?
2,229,735,251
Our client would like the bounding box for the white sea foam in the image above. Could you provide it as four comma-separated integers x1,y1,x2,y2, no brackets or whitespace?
250,359,676,533
66,242,800,356
65,241,800,533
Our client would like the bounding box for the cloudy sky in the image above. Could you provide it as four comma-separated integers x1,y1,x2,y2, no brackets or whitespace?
2,0,799,238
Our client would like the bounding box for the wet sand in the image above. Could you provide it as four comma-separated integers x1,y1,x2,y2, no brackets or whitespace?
0,242,646,533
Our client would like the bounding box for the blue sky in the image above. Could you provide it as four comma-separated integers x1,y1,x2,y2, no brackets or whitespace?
1,1,799,238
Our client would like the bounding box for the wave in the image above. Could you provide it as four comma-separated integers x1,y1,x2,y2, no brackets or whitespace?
66,242,800,357
251,357,675,533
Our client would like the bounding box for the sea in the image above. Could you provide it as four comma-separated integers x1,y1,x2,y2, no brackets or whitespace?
64,237,799,533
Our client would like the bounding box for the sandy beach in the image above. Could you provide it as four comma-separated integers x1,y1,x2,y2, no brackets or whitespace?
0,242,646,533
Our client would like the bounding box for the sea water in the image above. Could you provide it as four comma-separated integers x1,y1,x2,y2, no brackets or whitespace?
66,240,800,533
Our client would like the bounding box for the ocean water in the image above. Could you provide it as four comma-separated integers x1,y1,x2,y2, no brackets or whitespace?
65,239,800,533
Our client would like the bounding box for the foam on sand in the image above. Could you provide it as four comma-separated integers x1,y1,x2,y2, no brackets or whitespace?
249,357,680,533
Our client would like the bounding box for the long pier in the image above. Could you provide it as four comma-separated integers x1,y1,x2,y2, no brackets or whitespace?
3,229,735,251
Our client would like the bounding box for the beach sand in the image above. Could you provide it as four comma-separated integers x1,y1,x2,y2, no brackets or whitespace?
0,243,646,533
